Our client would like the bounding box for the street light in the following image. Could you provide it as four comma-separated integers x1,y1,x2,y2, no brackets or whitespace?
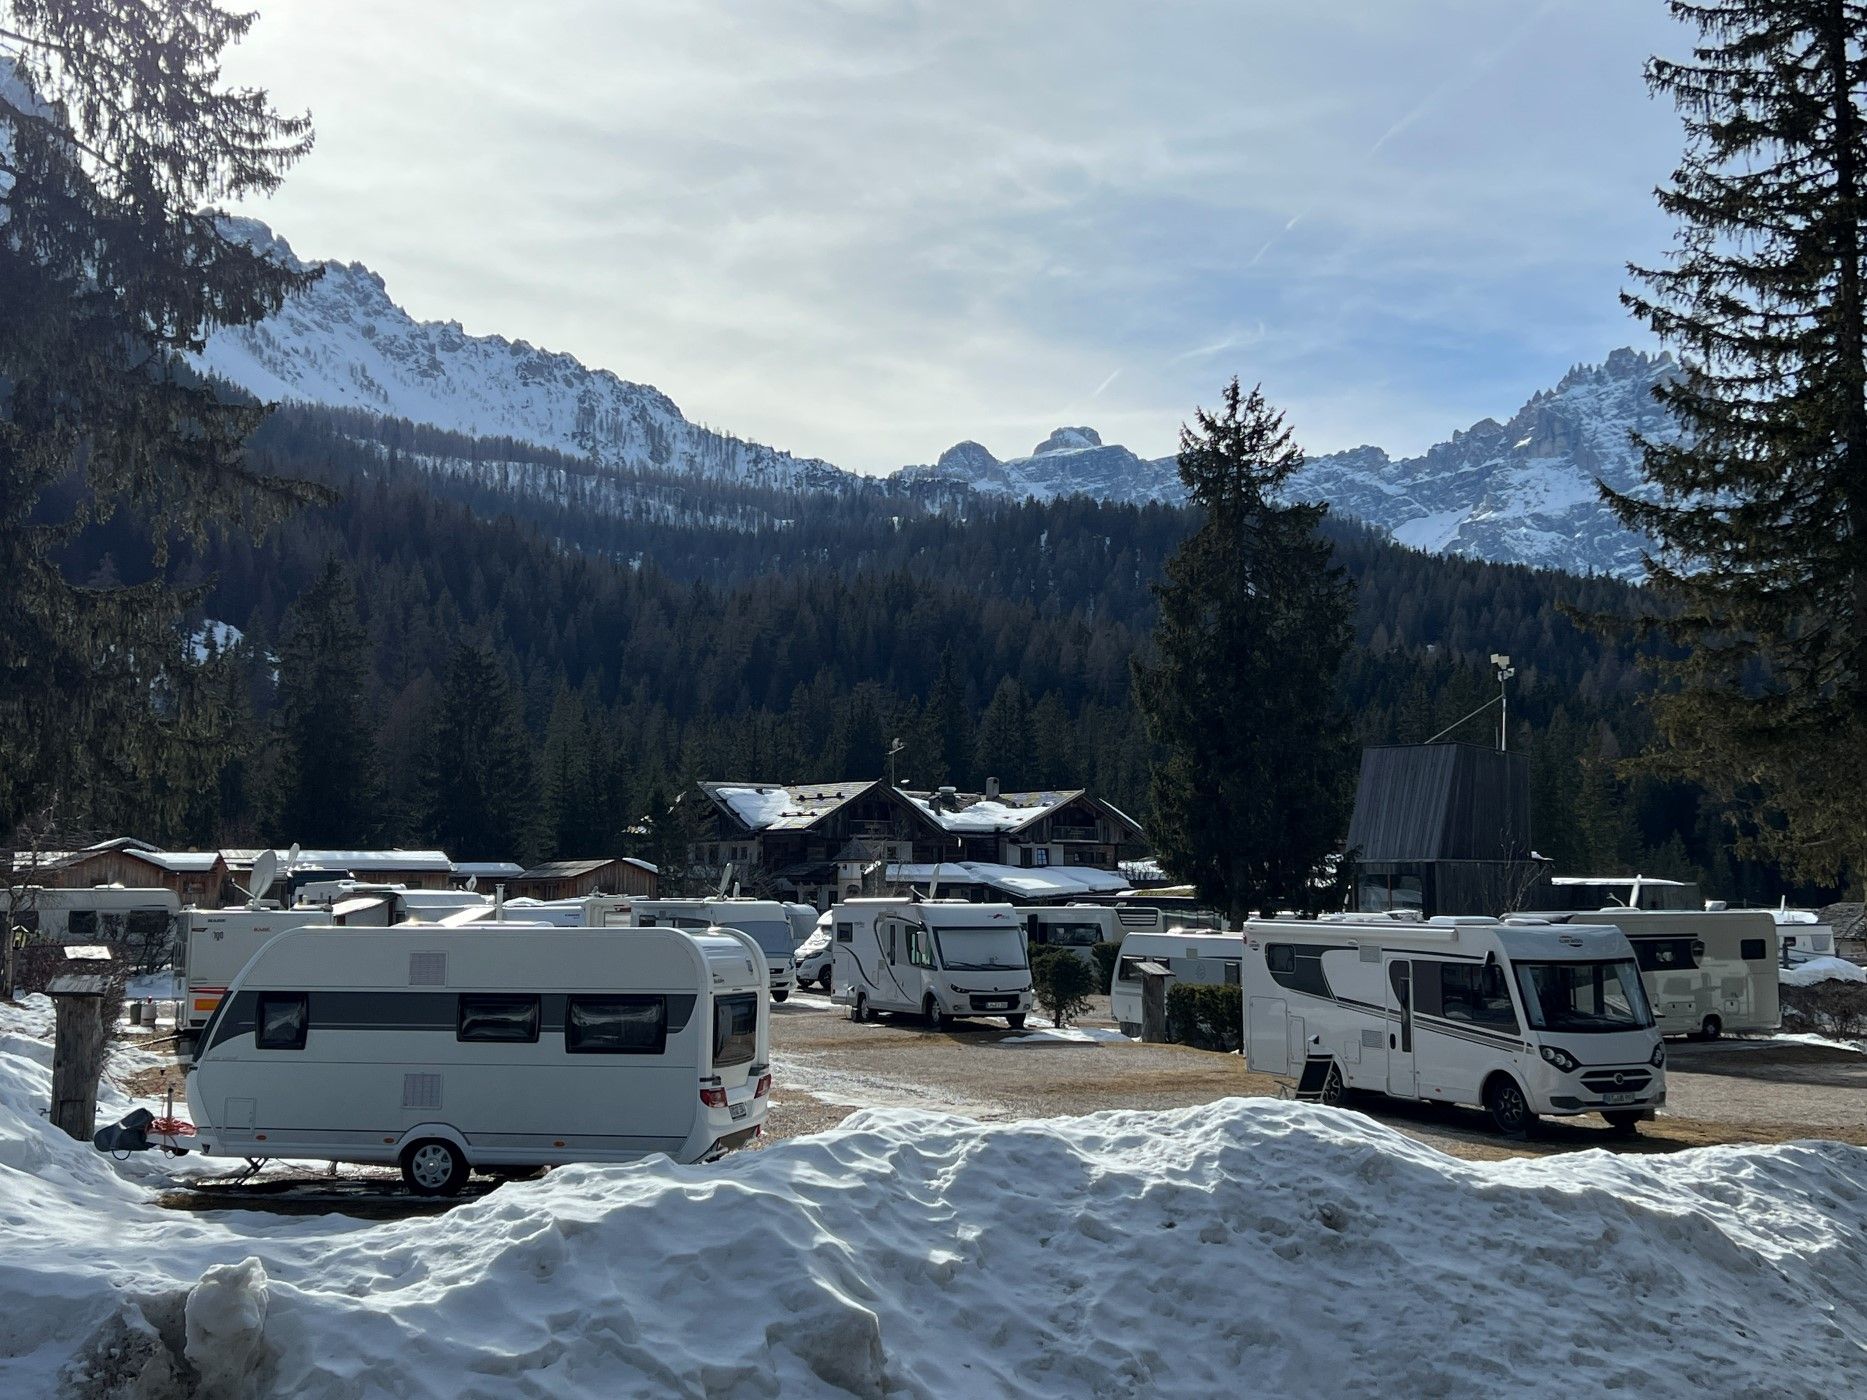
1490,654,1516,752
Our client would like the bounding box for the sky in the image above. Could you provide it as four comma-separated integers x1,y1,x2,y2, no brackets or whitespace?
221,0,1687,475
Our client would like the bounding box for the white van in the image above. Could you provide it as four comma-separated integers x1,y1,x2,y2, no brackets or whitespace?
1529,908,1780,1040
830,898,1032,1028
1244,915,1665,1136
1109,929,1243,1036
629,899,799,1001
180,923,771,1192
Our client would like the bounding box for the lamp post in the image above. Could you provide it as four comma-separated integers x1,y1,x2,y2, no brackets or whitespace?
1490,654,1516,752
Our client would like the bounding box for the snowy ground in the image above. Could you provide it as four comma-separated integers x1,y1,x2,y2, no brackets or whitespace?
3,995,1866,1397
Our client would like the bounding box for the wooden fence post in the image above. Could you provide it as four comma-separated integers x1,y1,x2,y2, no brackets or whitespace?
47,971,111,1142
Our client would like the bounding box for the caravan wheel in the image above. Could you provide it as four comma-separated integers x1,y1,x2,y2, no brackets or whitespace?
401,1138,469,1196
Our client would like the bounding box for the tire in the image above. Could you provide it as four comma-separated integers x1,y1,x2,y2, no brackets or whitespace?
850,992,868,1024
818,972,832,992
923,995,951,1030
1603,1111,1642,1138
1700,1015,1722,1042
772,990,790,1004
1320,1063,1346,1108
401,1138,469,1197
1484,1075,1536,1139
1005,1013,1026,1030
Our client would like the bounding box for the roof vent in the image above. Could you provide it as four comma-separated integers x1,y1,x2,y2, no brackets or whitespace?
985,776,1000,800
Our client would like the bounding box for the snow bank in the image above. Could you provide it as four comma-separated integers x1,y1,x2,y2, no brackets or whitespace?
3,1003,1867,1396
1780,956,1867,987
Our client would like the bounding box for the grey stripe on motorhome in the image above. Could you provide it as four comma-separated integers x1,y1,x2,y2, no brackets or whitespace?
206,990,699,1054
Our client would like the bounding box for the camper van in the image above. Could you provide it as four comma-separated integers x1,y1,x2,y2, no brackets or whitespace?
830,898,1032,1028
181,923,771,1192
1528,908,1780,1040
5,885,180,963
1243,914,1665,1136
628,899,799,1001
1109,929,1243,1036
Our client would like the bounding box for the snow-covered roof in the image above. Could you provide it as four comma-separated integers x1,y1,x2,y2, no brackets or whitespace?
899,789,1086,835
702,781,877,832
13,841,223,875
453,861,526,878
221,849,456,874
886,862,1130,900
621,857,659,874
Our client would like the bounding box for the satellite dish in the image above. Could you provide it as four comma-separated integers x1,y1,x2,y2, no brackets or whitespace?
287,842,302,870
249,849,280,903
466,874,478,892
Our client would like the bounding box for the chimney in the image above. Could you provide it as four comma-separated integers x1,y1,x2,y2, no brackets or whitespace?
985,776,1000,800
936,785,958,811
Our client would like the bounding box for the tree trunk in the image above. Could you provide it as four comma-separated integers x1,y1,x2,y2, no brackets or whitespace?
50,996,107,1142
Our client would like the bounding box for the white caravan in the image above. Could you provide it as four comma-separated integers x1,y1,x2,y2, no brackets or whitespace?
1543,875,1703,912
1025,904,1164,964
830,898,1032,1028
181,923,771,1192
1772,908,1836,963
1529,908,1780,1040
488,895,636,928
629,899,799,1001
1243,915,1666,1136
1109,929,1243,1036
5,885,180,951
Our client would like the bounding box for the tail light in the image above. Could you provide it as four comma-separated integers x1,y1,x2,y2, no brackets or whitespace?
753,1073,772,1099
699,1086,727,1108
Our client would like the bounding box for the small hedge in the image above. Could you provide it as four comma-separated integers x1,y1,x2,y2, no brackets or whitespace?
1781,981,1867,1039
1167,983,1243,1052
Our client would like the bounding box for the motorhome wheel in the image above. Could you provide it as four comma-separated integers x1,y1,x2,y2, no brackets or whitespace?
817,971,832,991
1484,1075,1535,1138
923,995,952,1030
1699,1015,1722,1041
1603,1111,1642,1138
401,1139,469,1196
1320,1063,1345,1108
772,990,790,1003
851,992,868,1023
1005,1013,1025,1030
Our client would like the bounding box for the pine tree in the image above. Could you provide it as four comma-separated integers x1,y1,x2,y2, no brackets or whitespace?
924,647,973,786
974,678,1034,789
420,642,542,862
1611,1,1867,889
0,0,323,835
272,561,379,845
1133,379,1354,915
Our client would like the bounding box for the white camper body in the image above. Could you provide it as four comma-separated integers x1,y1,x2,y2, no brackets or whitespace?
1025,903,1164,965
5,884,180,947
1109,929,1242,1036
1772,909,1836,963
1243,915,1666,1134
488,895,636,928
830,898,1032,1027
1544,875,1703,912
184,923,771,1190
1527,908,1780,1039
628,899,798,1001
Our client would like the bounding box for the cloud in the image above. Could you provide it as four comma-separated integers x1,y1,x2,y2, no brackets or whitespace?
223,0,1684,470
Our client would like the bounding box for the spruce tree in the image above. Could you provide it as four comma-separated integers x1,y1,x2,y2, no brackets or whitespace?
1611,1,1867,889
0,0,322,835
272,561,379,845
420,642,542,862
974,677,1034,789
1133,379,1354,916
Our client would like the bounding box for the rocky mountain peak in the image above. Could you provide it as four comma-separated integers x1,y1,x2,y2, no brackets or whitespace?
1034,426,1103,455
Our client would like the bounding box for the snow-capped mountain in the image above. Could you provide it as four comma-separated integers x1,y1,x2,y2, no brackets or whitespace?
197,219,855,492
1299,348,1678,579
896,427,1182,505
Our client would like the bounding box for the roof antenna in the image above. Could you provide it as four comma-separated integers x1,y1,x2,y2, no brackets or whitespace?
717,862,734,899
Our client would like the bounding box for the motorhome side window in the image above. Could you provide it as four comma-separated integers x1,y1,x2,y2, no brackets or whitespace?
908,928,935,969
254,992,308,1050
457,994,541,1044
1264,944,1331,998
1117,956,1143,982
835,922,853,943
1741,938,1767,961
713,993,758,1067
1267,945,1295,974
565,995,667,1054
1437,962,1518,1031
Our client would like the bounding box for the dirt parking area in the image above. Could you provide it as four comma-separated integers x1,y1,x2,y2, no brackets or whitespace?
761,991,1867,1162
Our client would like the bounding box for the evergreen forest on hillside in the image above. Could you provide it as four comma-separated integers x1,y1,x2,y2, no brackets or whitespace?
45,404,1830,908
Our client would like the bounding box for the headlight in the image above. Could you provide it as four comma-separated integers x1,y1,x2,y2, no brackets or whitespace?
1539,1045,1578,1073
1649,1043,1665,1069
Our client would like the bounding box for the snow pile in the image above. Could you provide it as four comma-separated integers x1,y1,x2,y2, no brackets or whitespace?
1780,957,1867,988
4,1001,1867,1396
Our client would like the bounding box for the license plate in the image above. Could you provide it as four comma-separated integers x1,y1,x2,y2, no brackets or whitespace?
984,1000,1010,1010
1602,1092,1636,1105
729,1103,748,1120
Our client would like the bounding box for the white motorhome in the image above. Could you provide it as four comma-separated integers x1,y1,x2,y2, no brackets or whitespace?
1109,929,1242,1036
179,923,771,1192
629,899,799,1001
1243,915,1666,1137
830,898,1032,1028
5,885,180,954
1529,908,1780,1040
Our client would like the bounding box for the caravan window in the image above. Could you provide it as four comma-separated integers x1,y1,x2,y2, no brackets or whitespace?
1117,956,1143,983
1438,963,1519,1031
125,909,171,937
457,994,540,1043
1043,922,1102,947
566,996,667,1054
713,993,758,1067
1632,938,1703,972
67,909,97,936
254,992,308,1050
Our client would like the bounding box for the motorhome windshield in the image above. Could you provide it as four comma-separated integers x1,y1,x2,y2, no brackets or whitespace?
1513,959,1654,1033
932,927,1027,972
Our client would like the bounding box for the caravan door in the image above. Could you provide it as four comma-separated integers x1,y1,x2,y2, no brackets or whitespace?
1384,958,1416,1097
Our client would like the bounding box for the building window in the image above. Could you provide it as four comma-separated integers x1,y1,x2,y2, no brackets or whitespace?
1033,849,1050,867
